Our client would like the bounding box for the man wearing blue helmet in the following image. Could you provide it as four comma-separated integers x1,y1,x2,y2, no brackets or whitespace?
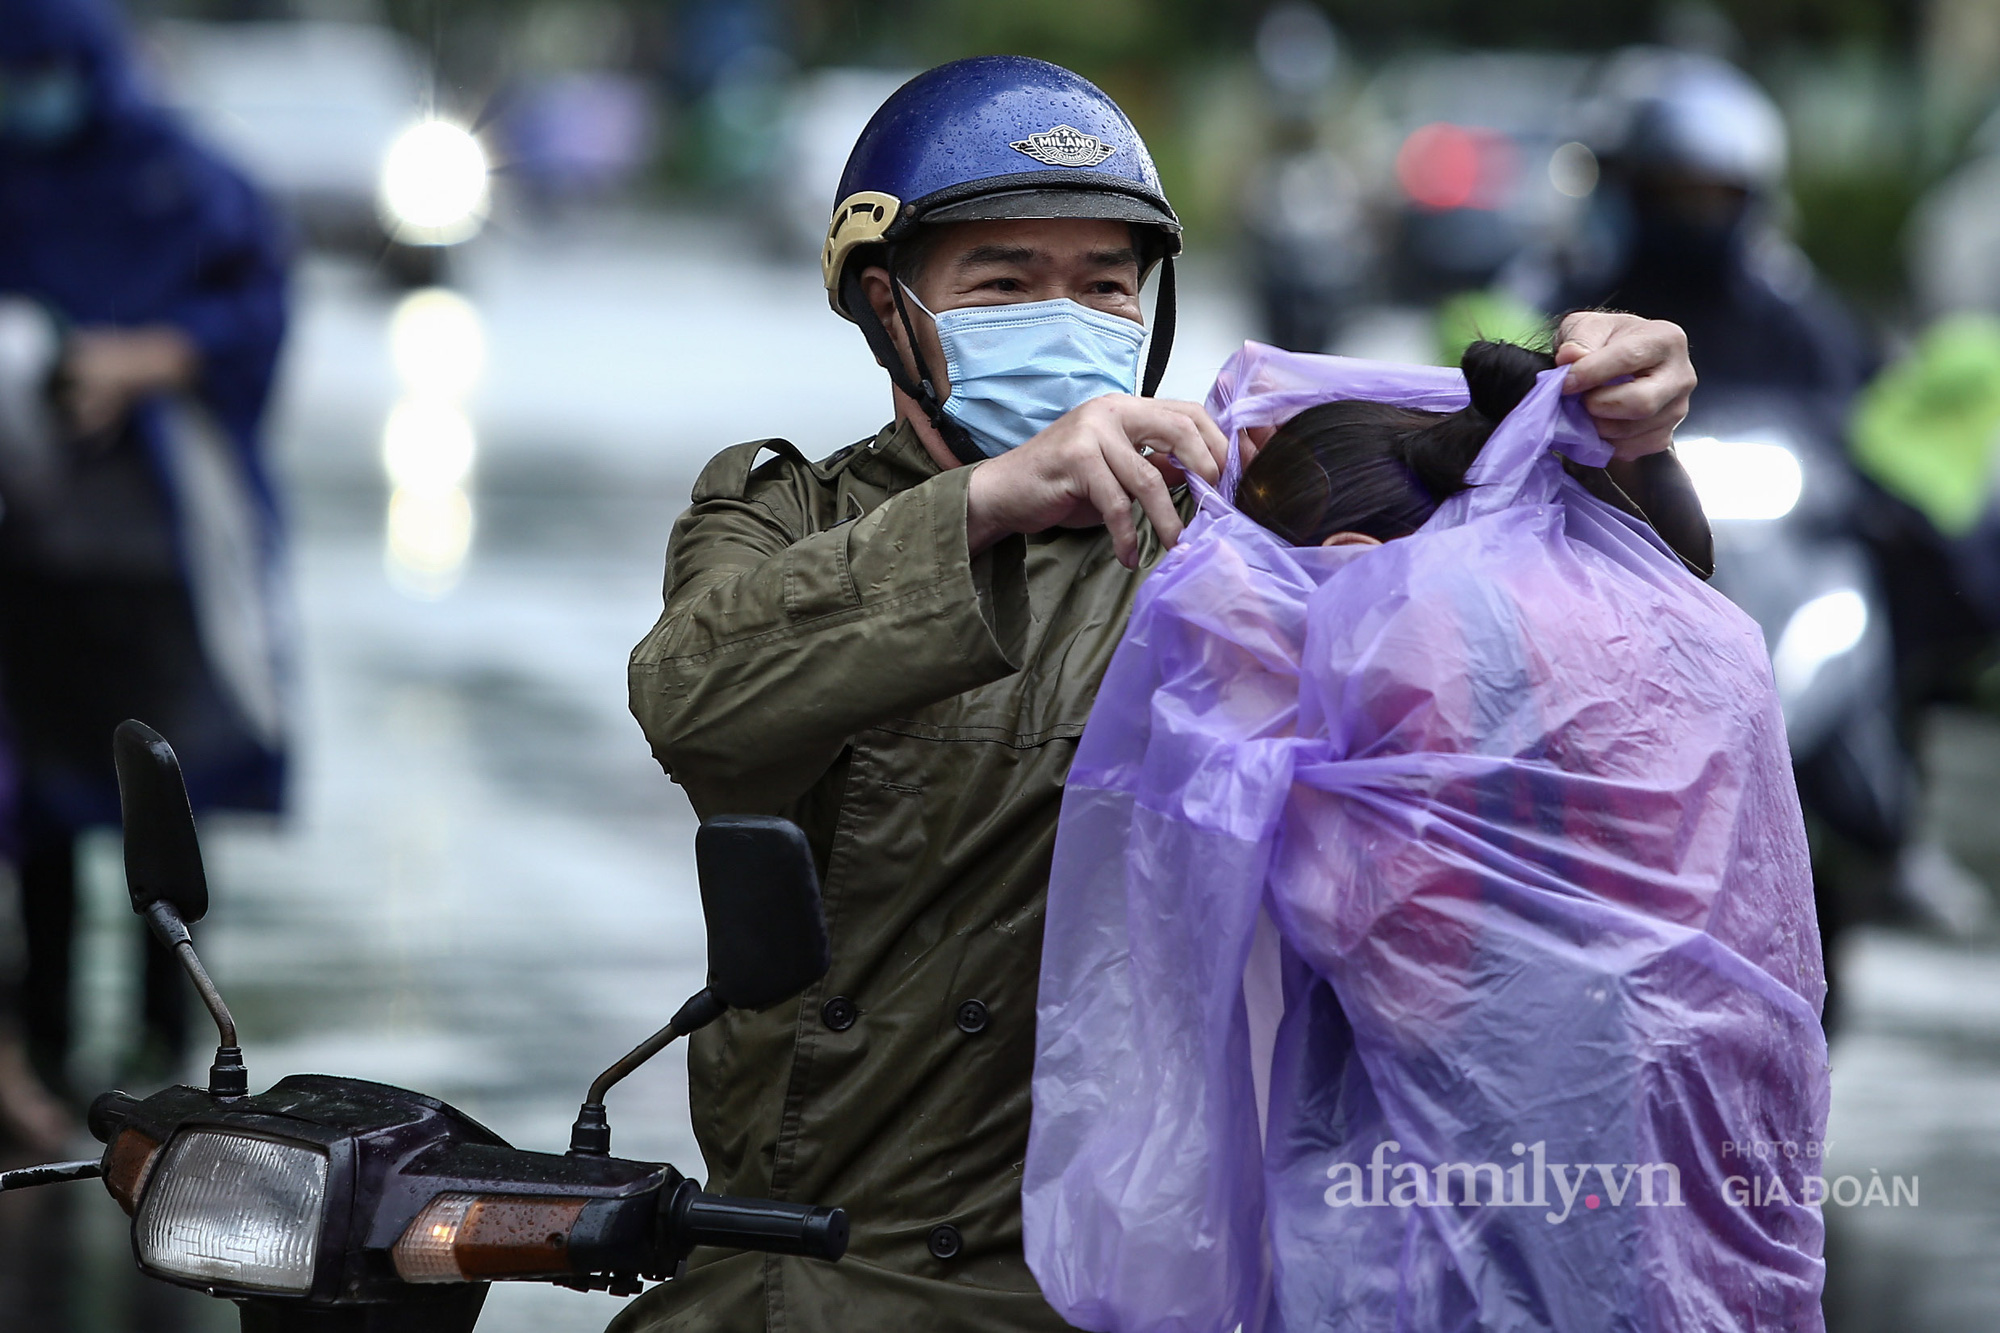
623,56,1699,1332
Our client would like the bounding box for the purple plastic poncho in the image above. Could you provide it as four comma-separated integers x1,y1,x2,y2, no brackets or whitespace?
1025,345,1829,1333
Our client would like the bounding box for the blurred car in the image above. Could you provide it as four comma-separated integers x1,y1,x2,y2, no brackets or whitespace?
145,19,490,286
1363,51,1596,304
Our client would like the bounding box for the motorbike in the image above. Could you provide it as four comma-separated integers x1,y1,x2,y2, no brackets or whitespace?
1673,388,1915,1017
0,720,849,1331
1674,390,1904,834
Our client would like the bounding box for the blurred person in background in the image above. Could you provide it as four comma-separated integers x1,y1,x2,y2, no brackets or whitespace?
0,0,289,1107
1517,47,1993,1008
1863,117,2000,659
1526,48,1873,407
0,745,65,1152
1242,2,1371,354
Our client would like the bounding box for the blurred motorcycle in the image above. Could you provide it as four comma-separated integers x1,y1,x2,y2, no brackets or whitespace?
1676,392,1902,837
0,721,848,1332
1370,50,1594,307
1243,4,1369,353
1671,390,1949,1015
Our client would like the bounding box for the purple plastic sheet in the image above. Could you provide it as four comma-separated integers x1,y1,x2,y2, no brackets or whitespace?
1025,345,1829,1332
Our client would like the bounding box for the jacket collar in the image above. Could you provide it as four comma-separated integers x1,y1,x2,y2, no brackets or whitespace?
848,416,948,495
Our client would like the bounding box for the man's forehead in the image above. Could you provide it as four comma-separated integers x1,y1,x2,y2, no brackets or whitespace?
930,218,1139,268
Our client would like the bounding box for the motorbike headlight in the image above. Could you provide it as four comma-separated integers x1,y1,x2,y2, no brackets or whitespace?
1773,587,1868,700
1675,436,1803,522
134,1130,328,1294
379,120,489,245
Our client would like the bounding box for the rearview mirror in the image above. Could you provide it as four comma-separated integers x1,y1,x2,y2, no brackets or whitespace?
697,816,829,1011
113,720,209,924
572,815,833,1154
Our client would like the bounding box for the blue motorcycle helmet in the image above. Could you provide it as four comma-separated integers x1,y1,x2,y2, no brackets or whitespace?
823,56,1183,464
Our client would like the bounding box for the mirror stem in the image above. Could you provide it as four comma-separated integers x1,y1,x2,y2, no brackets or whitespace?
142,901,247,1098
570,988,727,1156
0,1160,103,1193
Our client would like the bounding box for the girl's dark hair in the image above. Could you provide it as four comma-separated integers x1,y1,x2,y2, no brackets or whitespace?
1235,340,1556,546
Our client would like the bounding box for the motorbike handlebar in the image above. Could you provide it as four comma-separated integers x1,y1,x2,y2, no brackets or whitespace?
673,1188,850,1261
88,1091,143,1144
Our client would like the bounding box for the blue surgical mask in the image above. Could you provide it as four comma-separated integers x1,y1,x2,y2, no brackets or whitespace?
904,287,1148,458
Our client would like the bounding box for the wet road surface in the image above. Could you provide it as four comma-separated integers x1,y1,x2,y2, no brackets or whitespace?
1,215,1997,1330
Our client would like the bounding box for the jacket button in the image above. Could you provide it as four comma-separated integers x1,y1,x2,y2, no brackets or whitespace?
927,1224,963,1260
954,999,988,1034
821,996,857,1032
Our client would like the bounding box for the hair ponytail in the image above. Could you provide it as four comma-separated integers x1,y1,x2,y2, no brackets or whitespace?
1236,338,1556,547
1398,339,1556,499
1461,339,1554,422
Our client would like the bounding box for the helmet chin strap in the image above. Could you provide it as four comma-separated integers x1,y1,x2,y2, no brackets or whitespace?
841,258,985,466
1141,256,1176,399
841,242,1179,468
888,267,988,466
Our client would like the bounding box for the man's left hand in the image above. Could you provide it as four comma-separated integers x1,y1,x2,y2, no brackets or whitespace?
1554,311,1695,461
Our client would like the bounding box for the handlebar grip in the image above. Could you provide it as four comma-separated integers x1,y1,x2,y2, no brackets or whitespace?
87,1091,142,1145
677,1191,849,1261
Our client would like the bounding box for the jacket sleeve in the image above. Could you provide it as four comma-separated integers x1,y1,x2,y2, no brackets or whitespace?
165,145,290,453
1570,451,1716,580
1613,451,1714,579
630,447,1031,813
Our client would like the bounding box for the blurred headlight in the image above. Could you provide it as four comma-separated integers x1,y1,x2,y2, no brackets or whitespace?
1675,436,1803,522
135,1130,328,1294
380,121,489,244
1773,587,1868,700
390,288,485,398
381,397,475,492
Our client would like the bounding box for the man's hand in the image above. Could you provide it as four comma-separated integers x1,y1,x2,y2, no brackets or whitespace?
1554,311,1695,461
965,396,1228,568
60,326,201,438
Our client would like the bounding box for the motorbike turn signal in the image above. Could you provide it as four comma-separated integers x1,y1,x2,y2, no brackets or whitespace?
101,1127,163,1216
393,1193,590,1283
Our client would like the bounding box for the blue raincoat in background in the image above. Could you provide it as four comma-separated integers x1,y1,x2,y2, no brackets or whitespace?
0,0,290,822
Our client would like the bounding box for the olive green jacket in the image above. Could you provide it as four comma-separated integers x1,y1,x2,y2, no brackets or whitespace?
614,420,1711,1333
617,420,1147,1333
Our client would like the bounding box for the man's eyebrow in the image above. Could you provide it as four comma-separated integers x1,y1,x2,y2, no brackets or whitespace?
954,243,1040,268
951,243,1142,269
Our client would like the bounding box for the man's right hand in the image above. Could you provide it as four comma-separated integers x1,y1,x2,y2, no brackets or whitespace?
60,325,201,438
964,395,1229,569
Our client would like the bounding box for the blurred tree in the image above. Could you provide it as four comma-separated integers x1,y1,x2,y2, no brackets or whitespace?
1310,0,1916,52
139,0,1965,311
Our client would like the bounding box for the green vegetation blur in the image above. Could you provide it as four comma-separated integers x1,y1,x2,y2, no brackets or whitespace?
143,0,2000,317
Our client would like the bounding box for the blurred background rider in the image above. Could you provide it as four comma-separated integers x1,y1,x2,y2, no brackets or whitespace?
0,0,289,1123
1509,47,1995,1021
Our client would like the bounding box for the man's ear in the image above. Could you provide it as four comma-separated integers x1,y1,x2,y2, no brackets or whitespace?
857,265,914,375
1320,531,1384,548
